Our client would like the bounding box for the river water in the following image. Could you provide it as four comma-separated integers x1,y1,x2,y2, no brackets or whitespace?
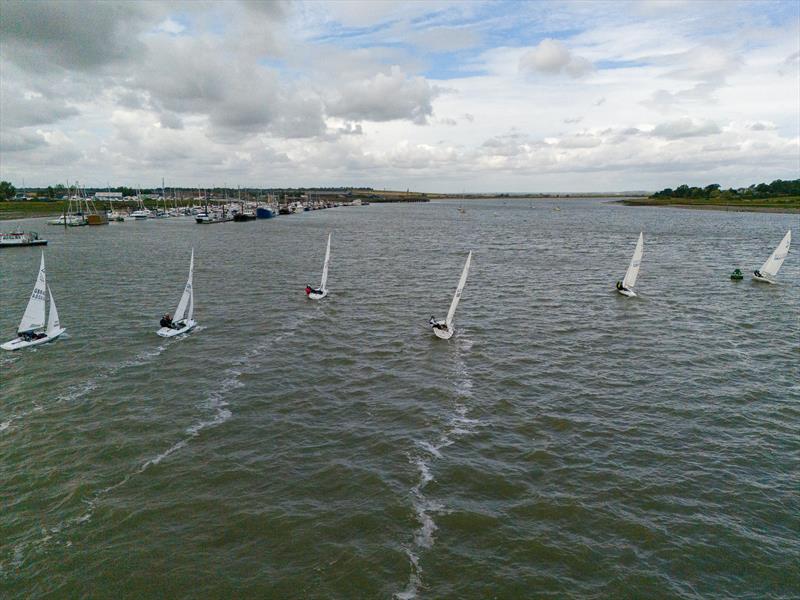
1,199,797,598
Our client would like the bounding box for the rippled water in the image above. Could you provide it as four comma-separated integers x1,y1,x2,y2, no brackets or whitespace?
1,199,798,598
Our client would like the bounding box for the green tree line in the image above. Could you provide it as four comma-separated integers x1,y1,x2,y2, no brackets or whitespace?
652,179,799,200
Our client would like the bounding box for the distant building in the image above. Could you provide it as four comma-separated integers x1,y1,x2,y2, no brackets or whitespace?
94,192,123,199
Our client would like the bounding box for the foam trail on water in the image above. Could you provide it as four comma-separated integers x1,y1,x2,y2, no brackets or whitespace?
396,336,480,599
1,343,170,434
3,312,319,570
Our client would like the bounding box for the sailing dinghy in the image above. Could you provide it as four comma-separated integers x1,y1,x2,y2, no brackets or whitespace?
306,233,331,300
157,249,197,337
753,230,791,284
430,251,472,340
2,252,65,350
616,232,643,297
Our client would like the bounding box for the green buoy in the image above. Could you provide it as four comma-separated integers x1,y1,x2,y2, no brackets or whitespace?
730,268,743,280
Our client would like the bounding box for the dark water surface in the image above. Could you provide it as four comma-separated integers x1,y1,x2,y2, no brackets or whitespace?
1,199,798,599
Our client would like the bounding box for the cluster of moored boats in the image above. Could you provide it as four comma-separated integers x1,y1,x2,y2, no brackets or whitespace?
1,229,792,351
46,187,357,227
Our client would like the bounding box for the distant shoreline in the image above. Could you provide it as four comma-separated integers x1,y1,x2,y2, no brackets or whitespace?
615,198,799,214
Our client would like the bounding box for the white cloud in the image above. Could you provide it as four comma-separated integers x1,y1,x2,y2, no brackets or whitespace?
651,118,721,139
156,18,185,35
325,66,442,125
519,39,594,78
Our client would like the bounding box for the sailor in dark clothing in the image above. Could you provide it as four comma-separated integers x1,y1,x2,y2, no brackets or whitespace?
616,281,627,292
754,270,763,278
160,313,173,328
429,316,447,330
305,285,322,296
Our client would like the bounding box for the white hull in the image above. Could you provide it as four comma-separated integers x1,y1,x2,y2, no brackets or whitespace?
617,288,637,297
156,319,196,338
308,290,328,300
752,274,776,284
432,325,454,340
1,328,65,351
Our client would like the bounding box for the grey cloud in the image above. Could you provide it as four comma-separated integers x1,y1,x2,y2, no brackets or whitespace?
0,94,79,127
563,116,583,124
326,66,441,125
0,1,162,72
746,121,776,131
268,96,326,139
519,39,594,78
158,112,184,130
651,118,721,139
0,129,47,152
778,51,799,76
645,81,720,110
557,134,601,149
130,37,326,139
481,132,544,157
239,0,290,19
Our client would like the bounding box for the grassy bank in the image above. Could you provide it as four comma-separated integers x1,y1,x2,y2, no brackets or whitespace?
618,196,800,213
0,201,70,220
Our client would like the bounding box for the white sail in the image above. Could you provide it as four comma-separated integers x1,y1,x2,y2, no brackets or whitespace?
759,230,791,277
320,233,331,291
174,249,194,322
623,232,643,290
446,251,472,327
46,287,61,334
18,253,47,333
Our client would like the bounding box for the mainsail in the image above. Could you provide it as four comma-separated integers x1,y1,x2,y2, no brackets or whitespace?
446,251,472,327
174,249,194,322
18,253,47,333
46,287,60,335
759,230,791,277
320,233,331,291
623,232,643,290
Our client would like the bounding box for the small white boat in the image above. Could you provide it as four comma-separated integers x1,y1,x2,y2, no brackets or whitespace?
157,249,197,338
0,228,47,247
2,253,65,351
616,232,643,297
48,213,86,226
753,230,791,283
306,233,331,300
430,251,472,340
130,209,151,220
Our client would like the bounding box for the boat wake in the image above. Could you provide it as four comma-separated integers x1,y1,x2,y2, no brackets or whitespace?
396,337,481,599
3,312,320,571
0,344,170,435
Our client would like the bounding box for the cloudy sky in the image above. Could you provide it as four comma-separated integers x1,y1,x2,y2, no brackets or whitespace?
1,0,798,192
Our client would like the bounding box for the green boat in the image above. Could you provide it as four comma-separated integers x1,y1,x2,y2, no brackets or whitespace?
730,268,743,280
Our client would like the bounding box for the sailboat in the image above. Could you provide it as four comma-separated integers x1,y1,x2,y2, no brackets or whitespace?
2,252,65,350
306,233,331,300
753,230,791,283
430,251,472,340
157,249,197,337
616,232,643,297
